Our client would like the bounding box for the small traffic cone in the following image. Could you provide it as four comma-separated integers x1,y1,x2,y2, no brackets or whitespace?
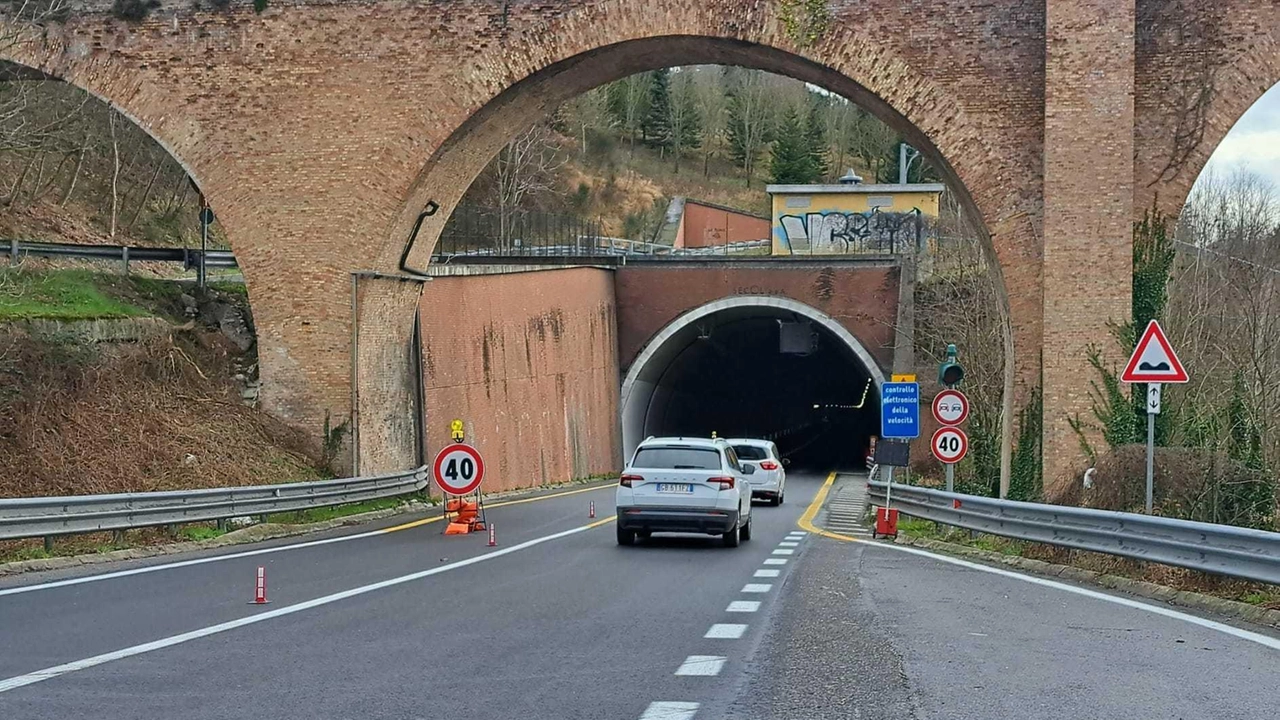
488,523,496,547
589,500,595,519
250,566,269,605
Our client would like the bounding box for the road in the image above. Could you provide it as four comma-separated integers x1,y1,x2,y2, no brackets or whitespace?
1,473,1278,719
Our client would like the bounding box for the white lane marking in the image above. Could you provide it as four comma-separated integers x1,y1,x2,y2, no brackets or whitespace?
639,701,700,720
763,558,788,565
868,543,1280,651
778,541,800,547
0,488,618,598
726,600,760,613
742,583,773,593
789,531,808,536
674,655,726,676
704,623,748,639
0,526,393,598
771,549,795,556
0,521,605,694
754,569,780,578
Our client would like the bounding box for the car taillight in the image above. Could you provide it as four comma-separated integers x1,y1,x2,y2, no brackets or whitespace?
759,461,779,470
710,476,735,490
620,474,643,487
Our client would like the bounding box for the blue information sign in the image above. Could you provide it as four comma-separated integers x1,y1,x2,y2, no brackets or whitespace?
880,382,920,439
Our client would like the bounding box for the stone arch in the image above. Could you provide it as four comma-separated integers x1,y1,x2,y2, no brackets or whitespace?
619,295,888,463
1136,1,1280,214
384,6,1039,489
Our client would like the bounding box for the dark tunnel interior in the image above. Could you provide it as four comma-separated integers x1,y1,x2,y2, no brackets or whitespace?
639,313,878,471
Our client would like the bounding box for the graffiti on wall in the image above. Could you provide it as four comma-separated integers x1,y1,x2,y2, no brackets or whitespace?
776,208,925,254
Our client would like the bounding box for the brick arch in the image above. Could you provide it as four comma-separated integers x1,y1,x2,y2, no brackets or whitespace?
387,16,1041,490
1136,0,1280,214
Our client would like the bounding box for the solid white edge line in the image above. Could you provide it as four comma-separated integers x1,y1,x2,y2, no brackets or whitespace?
673,655,726,677
639,701,700,720
704,623,748,639
0,520,605,694
726,600,760,612
0,525,394,598
867,542,1280,651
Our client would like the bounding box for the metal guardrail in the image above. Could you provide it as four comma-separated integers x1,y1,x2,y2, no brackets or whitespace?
3,239,237,270
0,467,429,541
867,480,1280,585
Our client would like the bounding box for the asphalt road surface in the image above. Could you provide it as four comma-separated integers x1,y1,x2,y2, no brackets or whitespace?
1,473,1278,719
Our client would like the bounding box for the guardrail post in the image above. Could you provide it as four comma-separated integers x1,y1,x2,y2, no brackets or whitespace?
259,514,269,524
8,238,17,265
120,246,130,276
112,529,125,546
43,535,53,553
216,518,227,532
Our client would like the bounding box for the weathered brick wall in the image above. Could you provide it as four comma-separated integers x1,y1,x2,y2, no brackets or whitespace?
615,261,901,375
4,0,1270,490
677,202,771,249
419,268,620,492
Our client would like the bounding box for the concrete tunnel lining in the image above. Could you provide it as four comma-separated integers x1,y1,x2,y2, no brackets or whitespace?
619,296,887,463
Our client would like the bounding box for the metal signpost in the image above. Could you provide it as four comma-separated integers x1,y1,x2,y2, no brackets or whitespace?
1120,320,1188,514
433,425,488,533
876,375,920,534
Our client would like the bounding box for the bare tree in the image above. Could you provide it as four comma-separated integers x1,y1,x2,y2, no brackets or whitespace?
849,109,897,180
609,74,649,157
666,68,698,175
491,124,566,248
690,66,726,178
566,86,611,159
725,68,772,184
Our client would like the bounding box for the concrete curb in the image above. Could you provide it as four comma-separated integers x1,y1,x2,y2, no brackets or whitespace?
0,478,616,579
895,533,1280,630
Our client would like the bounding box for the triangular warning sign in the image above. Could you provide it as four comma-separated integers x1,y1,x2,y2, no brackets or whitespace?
1121,320,1188,383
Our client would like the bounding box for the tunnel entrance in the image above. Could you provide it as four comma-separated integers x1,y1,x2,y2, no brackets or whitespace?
620,297,883,472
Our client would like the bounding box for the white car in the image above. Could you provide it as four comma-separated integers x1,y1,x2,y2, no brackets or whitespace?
615,436,755,547
729,439,787,505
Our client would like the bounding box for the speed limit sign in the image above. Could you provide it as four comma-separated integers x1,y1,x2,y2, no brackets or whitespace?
432,443,485,495
931,427,968,464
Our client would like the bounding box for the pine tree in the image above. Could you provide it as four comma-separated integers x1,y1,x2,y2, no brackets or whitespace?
770,107,814,184
804,98,829,181
643,69,672,149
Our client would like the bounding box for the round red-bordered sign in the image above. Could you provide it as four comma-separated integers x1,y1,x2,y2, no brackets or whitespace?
932,389,970,426
432,443,485,495
931,426,968,464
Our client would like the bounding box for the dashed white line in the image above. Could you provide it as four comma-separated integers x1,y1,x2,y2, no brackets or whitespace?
727,600,761,612
778,541,800,547
763,558,788,565
771,548,795,556
674,655,727,676
639,701,700,720
742,583,773,593
704,623,748,639
753,569,780,578
789,531,808,536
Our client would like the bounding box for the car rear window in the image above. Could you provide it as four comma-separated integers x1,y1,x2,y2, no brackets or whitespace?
732,445,768,461
632,447,723,470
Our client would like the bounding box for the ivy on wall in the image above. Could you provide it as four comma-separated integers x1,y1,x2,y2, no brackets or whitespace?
776,0,831,48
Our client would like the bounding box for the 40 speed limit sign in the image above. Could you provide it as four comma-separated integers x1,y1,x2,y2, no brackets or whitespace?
433,443,485,495
931,426,968,465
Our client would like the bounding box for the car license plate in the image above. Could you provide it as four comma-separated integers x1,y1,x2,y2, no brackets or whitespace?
656,483,693,494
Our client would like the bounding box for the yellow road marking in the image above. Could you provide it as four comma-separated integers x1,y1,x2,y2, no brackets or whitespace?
586,515,617,529
382,482,614,534
797,472,863,543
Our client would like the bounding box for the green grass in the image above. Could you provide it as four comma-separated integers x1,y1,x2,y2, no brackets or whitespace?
266,496,413,525
0,268,150,320
179,525,228,541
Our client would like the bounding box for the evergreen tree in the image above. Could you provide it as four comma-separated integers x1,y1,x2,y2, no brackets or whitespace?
643,69,672,148
724,68,770,183
770,107,815,184
804,98,829,181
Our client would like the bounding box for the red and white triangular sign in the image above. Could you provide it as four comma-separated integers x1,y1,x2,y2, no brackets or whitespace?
1121,320,1188,383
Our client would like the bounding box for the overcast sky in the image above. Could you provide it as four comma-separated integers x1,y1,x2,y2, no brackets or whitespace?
1198,83,1280,190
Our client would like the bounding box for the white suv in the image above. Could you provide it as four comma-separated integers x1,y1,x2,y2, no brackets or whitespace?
615,437,755,547
729,439,787,505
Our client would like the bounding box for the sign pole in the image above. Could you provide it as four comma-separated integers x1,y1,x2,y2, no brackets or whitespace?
1145,382,1161,514
945,464,954,493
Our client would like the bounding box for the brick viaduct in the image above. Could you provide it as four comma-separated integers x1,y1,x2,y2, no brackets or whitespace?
3,1,1278,491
